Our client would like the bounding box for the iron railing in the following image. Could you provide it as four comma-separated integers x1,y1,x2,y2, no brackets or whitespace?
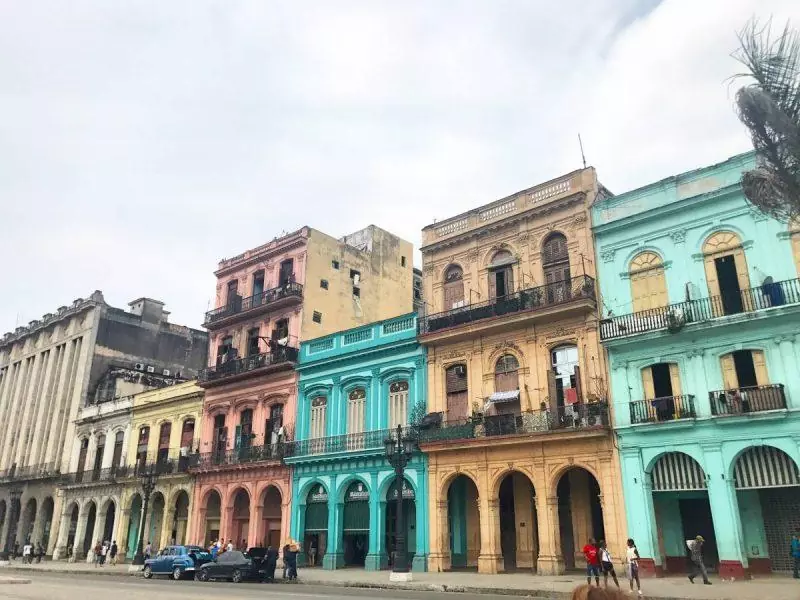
283,427,414,459
417,403,609,444
418,275,595,335
190,443,285,469
601,278,800,341
204,282,303,325
0,462,59,483
629,395,696,424
198,346,298,384
709,384,787,415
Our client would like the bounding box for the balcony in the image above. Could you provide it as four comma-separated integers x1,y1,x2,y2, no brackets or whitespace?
709,384,787,416
417,403,609,446
601,277,800,341
629,395,696,425
60,466,127,486
190,443,284,471
62,456,193,485
418,275,596,340
0,462,59,483
203,282,303,329
283,427,411,460
198,346,298,387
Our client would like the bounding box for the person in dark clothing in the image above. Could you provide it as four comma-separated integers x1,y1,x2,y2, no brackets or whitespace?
35,543,44,563
13,541,19,560
687,536,711,585
264,546,278,582
284,545,298,580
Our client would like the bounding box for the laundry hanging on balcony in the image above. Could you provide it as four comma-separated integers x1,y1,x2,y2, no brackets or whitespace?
483,389,520,413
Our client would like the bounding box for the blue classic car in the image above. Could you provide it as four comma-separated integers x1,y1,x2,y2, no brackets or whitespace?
143,545,212,580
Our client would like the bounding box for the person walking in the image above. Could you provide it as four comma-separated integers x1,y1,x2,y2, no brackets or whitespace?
599,540,620,589
110,541,118,566
625,539,642,596
93,541,102,567
687,535,711,585
35,543,44,563
308,541,317,567
791,533,800,579
144,541,152,561
286,543,298,581
582,537,601,587
22,541,32,564
13,541,19,560
264,545,278,582
100,541,108,565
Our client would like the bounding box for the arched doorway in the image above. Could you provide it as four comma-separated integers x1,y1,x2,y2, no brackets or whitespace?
555,467,604,570
3,496,21,552
342,481,369,567
446,474,480,569
126,495,142,559
21,498,37,544
385,478,416,569
261,486,282,548
66,504,79,557
40,497,54,550
303,484,328,567
498,472,537,571
172,491,190,545
733,446,800,573
648,452,717,572
232,489,250,549
102,501,116,543
147,493,165,551
82,502,96,557
203,490,221,546
0,501,6,546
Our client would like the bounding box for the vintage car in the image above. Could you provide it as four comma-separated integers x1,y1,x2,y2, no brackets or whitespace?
195,549,268,583
142,545,212,580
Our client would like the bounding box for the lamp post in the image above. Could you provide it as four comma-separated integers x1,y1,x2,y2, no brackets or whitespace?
384,424,416,582
131,463,159,566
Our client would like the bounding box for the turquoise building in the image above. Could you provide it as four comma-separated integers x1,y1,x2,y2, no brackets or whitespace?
593,152,800,579
286,313,429,571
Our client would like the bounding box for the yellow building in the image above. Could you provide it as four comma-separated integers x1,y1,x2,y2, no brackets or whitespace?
417,168,626,575
117,381,203,559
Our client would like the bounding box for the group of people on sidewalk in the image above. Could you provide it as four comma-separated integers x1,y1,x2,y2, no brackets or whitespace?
11,541,45,563
91,540,118,566
581,538,643,596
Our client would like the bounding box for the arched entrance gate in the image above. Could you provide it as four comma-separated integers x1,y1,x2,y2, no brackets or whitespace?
303,484,328,567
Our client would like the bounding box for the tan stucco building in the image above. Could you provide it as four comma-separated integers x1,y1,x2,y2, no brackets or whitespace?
417,168,626,574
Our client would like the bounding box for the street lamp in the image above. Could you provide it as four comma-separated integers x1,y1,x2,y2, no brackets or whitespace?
131,463,159,566
383,424,416,582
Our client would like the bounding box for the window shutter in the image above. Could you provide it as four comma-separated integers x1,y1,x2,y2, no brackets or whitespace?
234,425,241,450
573,365,583,403
488,273,497,299
668,363,682,396
703,257,722,316
751,350,769,386
641,367,655,399
547,369,558,413
630,272,647,312
720,354,739,389
505,266,514,295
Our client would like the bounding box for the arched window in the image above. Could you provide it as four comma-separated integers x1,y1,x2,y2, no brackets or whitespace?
180,420,195,452
445,364,468,420
629,252,667,311
488,250,515,298
388,381,410,429
443,265,465,310
548,345,581,417
309,397,328,453
494,354,520,393
702,231,751,315
158,422,171,462
542,233,570,303
347,389,367,449
237,409,253,451
112,431,124,468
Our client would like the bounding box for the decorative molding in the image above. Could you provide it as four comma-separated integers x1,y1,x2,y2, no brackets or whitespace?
544,327,579,340
669,229,687,244
600,248,616,263
748,209,768,222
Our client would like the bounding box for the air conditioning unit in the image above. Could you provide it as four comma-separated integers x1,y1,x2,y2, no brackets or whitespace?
163,369,171,376
146,365,155,373
134,363,145,371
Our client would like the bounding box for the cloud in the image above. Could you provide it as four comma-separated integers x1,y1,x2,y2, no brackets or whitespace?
0,0,794,332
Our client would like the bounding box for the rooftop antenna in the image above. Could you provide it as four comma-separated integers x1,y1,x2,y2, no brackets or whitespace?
578,133,587,169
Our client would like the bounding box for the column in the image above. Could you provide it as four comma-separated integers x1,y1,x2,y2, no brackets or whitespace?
705,448,750,580
536,495,564,575
323,501,344,569
101,431,114,469
249,504,262,551
477,496,502,574
52,509,72,561
221,506,233,546
72,507,87,561
620,451,661,576
118,508,131,556
377,500,389,570
195,508,207,547
428,499,449,572
365,487,381,570
293,501,307,567
368,372,380,431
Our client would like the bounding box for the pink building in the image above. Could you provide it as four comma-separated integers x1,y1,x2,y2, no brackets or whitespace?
189,225,414,550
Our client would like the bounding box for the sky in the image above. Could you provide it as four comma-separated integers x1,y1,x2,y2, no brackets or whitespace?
1,0,797,333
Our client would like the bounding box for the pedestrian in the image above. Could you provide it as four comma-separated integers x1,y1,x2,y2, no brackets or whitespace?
598,540,619,589
308,541,317,567
687,535,711,585
264,545,278,582
93,541,102,567
286,543,298,581
226,539,233,552
100,540,108,565
35,543,44,563
144,541,152,561
625,539,642,596
13,541,19,560
110,540,118,566
210,541,218,559
22,541,32,564
282,544,290,579
582,537,601,587
791,533,800,579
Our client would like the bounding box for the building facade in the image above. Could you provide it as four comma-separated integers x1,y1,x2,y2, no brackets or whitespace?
0,293,207,558
417,169,626,575
593,152,800,579
118,381,203,560
287,313,428,571
190,226,413,552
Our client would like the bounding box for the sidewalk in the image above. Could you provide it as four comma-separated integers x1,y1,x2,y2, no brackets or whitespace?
0,559,797,600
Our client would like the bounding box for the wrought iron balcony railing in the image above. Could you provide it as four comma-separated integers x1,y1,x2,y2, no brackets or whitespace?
601,277,800,341
190,443,285,469
62,456,193,485
629,395,696,424
709,384,787,416
417,403,609,444
204,282,303,326
198,346,298,384
0,462,59,483
418,275,596,335
283,427,413,459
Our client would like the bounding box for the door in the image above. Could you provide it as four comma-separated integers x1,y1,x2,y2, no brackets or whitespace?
679,499,718,570
715,255,743,315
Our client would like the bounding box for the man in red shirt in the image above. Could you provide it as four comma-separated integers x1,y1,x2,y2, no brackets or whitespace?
583,537,601,586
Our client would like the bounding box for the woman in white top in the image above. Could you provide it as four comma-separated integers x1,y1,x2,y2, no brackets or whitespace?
599,540,620,589
626,538,642,595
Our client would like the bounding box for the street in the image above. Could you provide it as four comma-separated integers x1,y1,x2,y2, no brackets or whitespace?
1,573,517,600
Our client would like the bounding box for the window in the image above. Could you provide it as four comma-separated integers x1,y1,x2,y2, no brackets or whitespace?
217,336,234,365
488,250,514,298
443,265,465,310
702,231,750,316
332,259,340,269
272,318,289,343
542,233,570,303
347,388,367,435
494,354,520,393
721,350,768,390
112,431,124,468
629,252,667,312
93,434,105,473
136,426,150,467
350,268,361,280
320,279,329,290
313,311,322,324
158,422,171,462
237,409,253,450
279,259,294,286
252,271,265,298
77,438,89,476
641,362,683,421
226,280,239,305
180,420,195,451
213,415,227,459
246,328,261,356
401,256,407,267
389,381,410,429
548,345,580,415
445,364,468,420
265,404,284,445
352,286,360,297
309,397,328,452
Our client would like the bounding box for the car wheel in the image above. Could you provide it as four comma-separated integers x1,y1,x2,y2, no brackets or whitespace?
232,569,242,583
172,567,183,581
198,569,209,582
143,565,153,579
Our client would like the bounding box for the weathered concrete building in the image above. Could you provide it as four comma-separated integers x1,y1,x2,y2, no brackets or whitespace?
0,292,207,557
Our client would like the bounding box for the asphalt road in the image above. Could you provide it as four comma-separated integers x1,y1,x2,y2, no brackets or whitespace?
2,573,525,600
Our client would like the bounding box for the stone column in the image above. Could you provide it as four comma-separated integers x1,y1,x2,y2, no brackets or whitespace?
536,495,564,575
221,506,233,547
249,503,262,550
427,499,450,572
477,496,502,574
72,506,88,561
52,509,73,561
195,507,207,547
322,501,344,569
365,489,381,570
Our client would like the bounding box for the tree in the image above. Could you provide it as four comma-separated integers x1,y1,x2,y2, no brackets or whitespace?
732,18,800,221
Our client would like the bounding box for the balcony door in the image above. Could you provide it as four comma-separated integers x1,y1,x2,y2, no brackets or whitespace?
347,389,366,450
443,265,464,310
445,364,468,421
542,233,570,303
703,231,751,316
488,251,514,299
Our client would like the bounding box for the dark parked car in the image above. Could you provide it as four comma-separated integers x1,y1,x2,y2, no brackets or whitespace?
143,545,212,580
196,550,268,583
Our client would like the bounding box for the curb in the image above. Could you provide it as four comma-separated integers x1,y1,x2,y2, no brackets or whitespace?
0,566,141,578
0,577,32,584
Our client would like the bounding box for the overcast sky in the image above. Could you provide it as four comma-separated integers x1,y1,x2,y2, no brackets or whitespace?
1,0,796,333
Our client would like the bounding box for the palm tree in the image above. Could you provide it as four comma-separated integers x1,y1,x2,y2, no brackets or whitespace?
733,18,800,221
